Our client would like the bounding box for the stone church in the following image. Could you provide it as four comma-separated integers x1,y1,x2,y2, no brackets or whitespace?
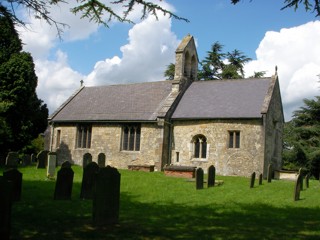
48,34,284,177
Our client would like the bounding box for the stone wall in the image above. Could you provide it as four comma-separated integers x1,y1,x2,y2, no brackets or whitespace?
170,119,265,177
51,122,165,171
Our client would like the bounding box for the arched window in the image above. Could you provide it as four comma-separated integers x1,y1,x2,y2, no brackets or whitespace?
190,55,197,80
184,51,191,77
192,135,207,159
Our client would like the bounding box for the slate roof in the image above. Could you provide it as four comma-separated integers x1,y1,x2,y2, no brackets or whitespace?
172,78,272,119
50,81,173,122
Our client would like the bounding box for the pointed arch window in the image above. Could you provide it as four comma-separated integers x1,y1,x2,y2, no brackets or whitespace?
192,135,207,159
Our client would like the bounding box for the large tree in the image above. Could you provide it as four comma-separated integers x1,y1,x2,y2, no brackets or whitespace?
0,10,48,158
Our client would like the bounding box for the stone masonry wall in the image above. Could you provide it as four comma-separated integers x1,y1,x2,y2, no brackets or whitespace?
171,119,265,177
51,122,164,171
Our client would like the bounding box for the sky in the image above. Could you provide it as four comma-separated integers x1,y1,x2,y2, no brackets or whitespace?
15,0,320,121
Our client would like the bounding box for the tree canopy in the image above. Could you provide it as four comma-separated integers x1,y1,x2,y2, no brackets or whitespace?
0,12,48,158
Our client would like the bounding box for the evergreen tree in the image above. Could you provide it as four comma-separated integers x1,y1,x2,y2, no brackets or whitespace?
0,11,48,157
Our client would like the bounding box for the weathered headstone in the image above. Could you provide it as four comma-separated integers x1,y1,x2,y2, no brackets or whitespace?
250,172,256,188
3,168,22,201
80,162,100,199
54,167,74,200
22,154,31,166
207,165,215,188
5,152,19,168
83,153,92,168
37,150,49,169
305,174,310,188
0,176,13,240
298,168,304,191
98,153,106,168
267,164,272,183
93,166,121,225
31,153,37,163
61,160,72,168
259,173,263,185
294,173,302,201
47,152,57,178
196,168,204,190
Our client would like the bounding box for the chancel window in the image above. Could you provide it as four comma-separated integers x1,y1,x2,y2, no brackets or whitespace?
192,135,207,159
121,124,141,151
228,131,240,148
76,125,92,148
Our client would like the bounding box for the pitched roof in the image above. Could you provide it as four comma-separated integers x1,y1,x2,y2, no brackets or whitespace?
172,78,272,119
50,81,173,122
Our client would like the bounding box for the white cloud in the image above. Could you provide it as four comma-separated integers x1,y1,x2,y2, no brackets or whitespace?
244,21,320,121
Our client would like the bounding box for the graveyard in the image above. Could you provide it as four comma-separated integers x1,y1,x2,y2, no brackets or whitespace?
1,164,320,239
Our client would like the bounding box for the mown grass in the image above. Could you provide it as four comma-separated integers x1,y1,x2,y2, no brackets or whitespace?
1,165,320,240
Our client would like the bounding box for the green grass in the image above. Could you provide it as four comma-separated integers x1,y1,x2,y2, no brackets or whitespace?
2,165,320,240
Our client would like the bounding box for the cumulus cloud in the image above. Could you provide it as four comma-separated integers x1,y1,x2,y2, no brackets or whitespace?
244,21,320,121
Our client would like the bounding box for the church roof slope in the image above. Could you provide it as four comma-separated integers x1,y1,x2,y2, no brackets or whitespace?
172,78,272,119
50,81,173,122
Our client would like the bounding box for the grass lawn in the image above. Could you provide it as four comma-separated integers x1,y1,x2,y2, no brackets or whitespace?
1,165,320,240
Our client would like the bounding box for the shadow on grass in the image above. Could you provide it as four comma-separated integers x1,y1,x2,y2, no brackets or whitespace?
9,178,320,240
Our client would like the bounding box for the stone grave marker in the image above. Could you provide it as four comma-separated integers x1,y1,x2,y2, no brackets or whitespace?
3,168,22,201
207,165,215,188
294,173,302,201
54,167,74,200
22,154,31,166
80,162,100,199
250,172,256,188
61,160,72,168
0,176,13,240
267,164,272,183
5,152,19,168
93,166,121,225
47,152,57,178
31,153,37,163
298,168,304,191
83,153,92,168
305,174,310,188
259,173,263,185
196,168,204,190
37,150,49,169
98,153,106,168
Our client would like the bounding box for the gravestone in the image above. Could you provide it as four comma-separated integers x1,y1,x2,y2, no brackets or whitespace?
83,153,92,168
207,165,215,188
37,150,49,169
305,174,310,188
98,153,106,168
3,168,22,201
61,160,72,168
298,168,303,191
47,152,57,178
80,162,100,199
5,152,19,168
93,166,121,225
196,168,204,190
22,154,31,166
0,176,13,240
250,172,256,188
259,173,263,185
54,167,74,200
31,153,37,163
267,164,272,183
294,174,302,201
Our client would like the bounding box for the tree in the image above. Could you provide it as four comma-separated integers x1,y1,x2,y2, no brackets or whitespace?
231,0,320,17
226,49,251,78
164,63,175,80
0,12,48,157
1,0,188,37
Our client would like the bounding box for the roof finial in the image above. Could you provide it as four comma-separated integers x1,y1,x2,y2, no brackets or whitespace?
80,79,84,87
275,65,278,75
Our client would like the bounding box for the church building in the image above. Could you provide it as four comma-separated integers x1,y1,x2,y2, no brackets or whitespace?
48,34,284,177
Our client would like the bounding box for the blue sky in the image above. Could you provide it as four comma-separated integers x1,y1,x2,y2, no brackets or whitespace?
17,0,320,120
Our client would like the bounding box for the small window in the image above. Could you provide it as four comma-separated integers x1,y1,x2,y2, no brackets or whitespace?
192,135,207,159
176,152,180,162
228,131,240,148
121,124,141,151
56,129,61,148
76,125,92,148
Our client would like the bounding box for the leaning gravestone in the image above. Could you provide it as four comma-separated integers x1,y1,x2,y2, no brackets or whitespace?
22,154,31,166
0,176,13,240
93,166,121,225
54,167,74,200
97,153,106,168
37,150,49,169
83,153,92,168
250,172,256,188
61,160,72,169
3,168,22,201
47,152,57,178
294,173,303,201
80,162,100,199
196,168,204,190
267,164,272,183
207,165,216,188
5,152,19,168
